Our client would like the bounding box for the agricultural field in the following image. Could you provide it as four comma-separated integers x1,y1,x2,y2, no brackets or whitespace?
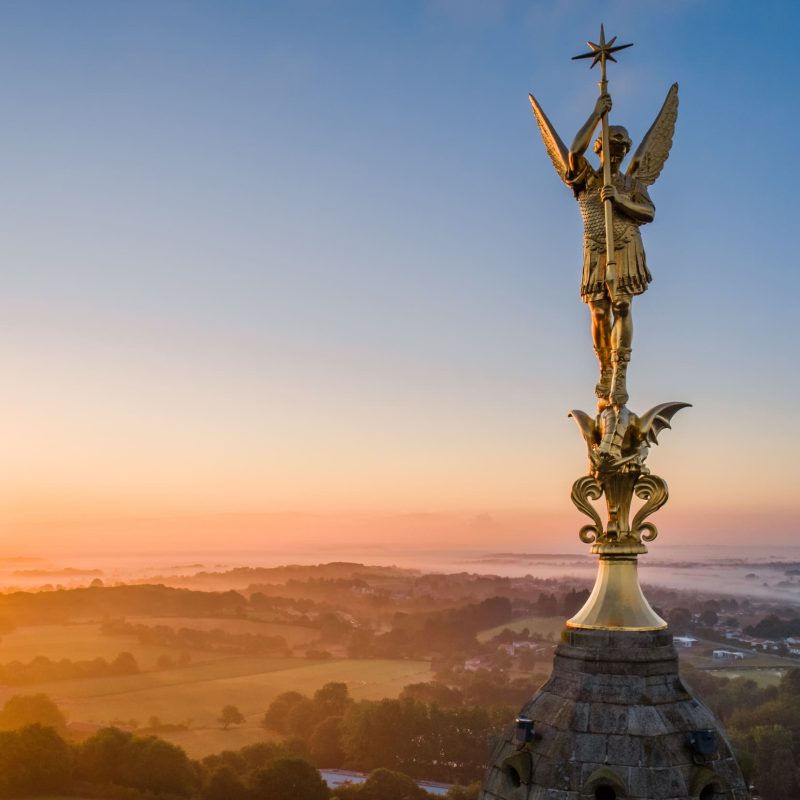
672,643,797,687
0,623,432,758
705,667,786,687
36,656,432,722
477,615,564,643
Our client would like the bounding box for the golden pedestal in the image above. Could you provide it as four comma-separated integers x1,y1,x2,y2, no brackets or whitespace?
567,553,665,631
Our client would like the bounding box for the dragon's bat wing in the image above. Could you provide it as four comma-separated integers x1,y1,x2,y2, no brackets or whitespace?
569,409,598,447
626,83,679,186
529,94,570,186
638,401,691,446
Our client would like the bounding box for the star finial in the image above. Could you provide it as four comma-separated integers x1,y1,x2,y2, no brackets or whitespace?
572,24,632,71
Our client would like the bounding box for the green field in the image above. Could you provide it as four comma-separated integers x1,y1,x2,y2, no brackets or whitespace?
0,621,432,758
707,667,786,687
39,656,432,722
477,616,564,643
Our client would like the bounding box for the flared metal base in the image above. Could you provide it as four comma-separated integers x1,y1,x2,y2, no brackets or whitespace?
567,554,666,630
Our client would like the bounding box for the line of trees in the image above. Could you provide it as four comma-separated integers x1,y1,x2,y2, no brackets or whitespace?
0,652,139,685
347,596,514,660
263,681,511,783
0,584,248,625
101,618,288,655
0,717,479,800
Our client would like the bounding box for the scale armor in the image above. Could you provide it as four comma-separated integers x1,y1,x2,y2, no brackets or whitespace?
568,163,654,302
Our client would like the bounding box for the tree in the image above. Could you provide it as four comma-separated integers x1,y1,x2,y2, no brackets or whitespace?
779,668,800,696
285,697,317,738
263,690,306,732
77,726,197,795
0,724,72,797
119,734,198,795
342,698,432,776
76,726,132,784
751,724,798,800
0,693,67,732
699,609,719,628
219,704,246,730
314,682,351,717
359,768,429,800
446,783,481,800
111,651,139,674
667,607,692,631
309,715,345,766
249,757,329,800
562,588,590,616
399,681,463,707
202,766,250,800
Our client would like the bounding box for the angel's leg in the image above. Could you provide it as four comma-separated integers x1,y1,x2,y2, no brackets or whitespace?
610,293,633,406
588,298,612,400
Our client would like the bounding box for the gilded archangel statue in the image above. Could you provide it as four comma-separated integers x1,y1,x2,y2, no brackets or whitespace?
525,27,691,583
528,32,678,409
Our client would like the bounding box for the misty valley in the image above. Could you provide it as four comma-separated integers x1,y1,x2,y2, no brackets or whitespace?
0,559,798,798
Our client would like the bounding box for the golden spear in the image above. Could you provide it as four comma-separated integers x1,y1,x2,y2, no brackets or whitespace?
572,25,632,301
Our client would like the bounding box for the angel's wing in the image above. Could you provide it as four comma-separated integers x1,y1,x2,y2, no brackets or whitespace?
637,401,691,446
626,83,679,186
529,94,570,186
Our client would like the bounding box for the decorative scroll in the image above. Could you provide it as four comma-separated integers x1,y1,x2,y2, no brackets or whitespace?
571,475,604,543
630,473,669,542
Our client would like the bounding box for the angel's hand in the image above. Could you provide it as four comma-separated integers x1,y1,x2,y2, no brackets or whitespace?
600,185,617,204
595,94,612,117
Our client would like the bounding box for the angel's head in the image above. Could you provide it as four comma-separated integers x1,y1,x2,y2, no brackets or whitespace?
594,125,632,167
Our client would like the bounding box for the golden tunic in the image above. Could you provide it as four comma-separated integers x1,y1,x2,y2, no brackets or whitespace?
567,159,654,302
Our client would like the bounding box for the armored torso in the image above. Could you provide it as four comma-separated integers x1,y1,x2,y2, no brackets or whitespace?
566,160,654,302
576,167,646,251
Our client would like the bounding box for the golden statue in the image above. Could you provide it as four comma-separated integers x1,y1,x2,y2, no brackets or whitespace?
526,27,690,631
529,28,678,408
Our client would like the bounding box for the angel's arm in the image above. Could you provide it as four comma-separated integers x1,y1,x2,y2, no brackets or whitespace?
568,94,611,174
603,182,655,224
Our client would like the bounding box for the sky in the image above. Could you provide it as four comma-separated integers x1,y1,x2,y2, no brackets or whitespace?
1,0,799,557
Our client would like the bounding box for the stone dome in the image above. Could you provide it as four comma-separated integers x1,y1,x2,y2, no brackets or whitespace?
480,628,749,800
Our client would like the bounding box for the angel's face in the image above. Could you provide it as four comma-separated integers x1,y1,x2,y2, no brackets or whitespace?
597,126,632,169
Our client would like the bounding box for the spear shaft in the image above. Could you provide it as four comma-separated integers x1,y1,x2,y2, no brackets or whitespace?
572,26,632,302
598,60,617,299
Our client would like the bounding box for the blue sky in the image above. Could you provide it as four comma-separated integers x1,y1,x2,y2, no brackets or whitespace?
1,1,798,553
